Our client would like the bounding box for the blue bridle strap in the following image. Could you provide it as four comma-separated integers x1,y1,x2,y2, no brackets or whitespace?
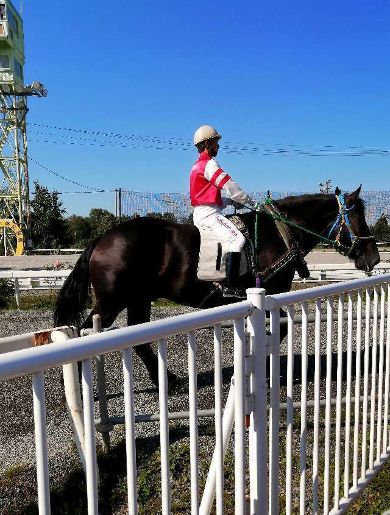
328,193,356,244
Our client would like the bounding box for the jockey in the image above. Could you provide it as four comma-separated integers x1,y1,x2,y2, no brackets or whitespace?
190,124,256,299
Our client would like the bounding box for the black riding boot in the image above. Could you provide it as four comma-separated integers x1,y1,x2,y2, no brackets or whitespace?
223,252,246,298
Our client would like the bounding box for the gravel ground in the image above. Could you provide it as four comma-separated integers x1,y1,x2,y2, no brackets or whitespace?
0,253,388,513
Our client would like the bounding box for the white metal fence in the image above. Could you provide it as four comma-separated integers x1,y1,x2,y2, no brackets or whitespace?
1,275,390,513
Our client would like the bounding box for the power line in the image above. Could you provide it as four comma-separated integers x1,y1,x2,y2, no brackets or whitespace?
27,155,109,191
27,122,390,156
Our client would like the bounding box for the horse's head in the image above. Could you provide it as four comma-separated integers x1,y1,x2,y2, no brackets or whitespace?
332,186,380,273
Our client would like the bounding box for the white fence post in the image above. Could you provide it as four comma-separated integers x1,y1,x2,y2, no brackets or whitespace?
51,328,87,474
247,288,267,515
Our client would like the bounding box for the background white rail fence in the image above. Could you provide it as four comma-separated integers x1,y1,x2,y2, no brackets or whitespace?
1,275,390,513
1,263,390,307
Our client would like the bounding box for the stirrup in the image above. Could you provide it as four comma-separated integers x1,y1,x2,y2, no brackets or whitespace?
223,286,246,299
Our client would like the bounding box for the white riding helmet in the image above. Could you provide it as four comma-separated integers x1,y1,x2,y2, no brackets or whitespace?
193,125,222,146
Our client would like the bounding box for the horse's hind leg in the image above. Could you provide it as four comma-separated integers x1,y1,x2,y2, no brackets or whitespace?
82,300,123,331
128,302,179,389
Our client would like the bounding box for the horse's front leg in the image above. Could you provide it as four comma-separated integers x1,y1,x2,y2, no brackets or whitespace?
128,302,179,390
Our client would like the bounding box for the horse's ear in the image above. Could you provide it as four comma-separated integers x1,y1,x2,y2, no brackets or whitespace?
345,185,362,207
335,186,341,195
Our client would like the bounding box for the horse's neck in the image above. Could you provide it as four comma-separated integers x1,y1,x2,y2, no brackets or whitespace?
280,195,338,251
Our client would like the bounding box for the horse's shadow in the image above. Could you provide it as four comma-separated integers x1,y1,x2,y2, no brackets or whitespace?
101,345,379,404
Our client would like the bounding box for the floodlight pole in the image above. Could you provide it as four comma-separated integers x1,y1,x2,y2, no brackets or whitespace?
0,82,47,251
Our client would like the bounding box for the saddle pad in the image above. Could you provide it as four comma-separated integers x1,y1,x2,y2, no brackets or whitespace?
197,227,247,281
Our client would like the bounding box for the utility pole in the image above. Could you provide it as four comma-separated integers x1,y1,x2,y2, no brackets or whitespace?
115,188,122,220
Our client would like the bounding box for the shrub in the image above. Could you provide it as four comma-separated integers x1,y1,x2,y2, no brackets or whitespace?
0,279,15,308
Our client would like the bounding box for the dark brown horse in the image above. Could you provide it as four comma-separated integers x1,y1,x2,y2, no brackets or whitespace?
54,187,379,385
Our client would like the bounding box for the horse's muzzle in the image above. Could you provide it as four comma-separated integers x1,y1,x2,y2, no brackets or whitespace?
355,243,380,273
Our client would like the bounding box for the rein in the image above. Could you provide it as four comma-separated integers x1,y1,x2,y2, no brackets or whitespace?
253,194,373,258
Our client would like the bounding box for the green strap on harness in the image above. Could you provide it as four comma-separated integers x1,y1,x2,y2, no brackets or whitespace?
261,197,341,246
253,197,342,280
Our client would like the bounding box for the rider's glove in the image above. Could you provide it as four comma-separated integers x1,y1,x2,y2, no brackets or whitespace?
232,201,245,209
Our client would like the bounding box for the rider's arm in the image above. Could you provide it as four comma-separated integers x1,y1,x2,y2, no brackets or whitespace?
204,158,255,207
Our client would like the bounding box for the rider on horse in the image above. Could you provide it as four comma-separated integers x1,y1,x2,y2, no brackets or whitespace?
190,125,256,299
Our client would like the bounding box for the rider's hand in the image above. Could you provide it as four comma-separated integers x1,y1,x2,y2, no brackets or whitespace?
232,201,244,209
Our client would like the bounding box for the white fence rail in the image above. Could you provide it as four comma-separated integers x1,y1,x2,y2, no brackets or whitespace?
0,270,71,307
1,275,390,513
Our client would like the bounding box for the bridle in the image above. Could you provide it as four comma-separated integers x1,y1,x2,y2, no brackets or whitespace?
328,193,374,258
248,193,375,261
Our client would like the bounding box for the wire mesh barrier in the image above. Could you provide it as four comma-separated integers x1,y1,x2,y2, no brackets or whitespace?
1,276,390,513
118,190,390,227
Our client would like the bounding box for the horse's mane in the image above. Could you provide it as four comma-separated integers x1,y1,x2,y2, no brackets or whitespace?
275,192,365,212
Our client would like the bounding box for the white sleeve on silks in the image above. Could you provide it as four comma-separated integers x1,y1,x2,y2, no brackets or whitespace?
222,178,255,206
220,195,233,209
204,158,255,207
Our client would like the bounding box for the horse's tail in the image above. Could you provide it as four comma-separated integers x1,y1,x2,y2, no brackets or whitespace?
54,238,100,328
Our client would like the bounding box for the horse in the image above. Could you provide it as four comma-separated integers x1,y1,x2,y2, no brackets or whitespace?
54,186,379,386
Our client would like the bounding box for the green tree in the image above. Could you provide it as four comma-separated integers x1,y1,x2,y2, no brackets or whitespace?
371,214,390,242
88,208,118,238
145,211,177,223
65,215,91,248
30,182,67,248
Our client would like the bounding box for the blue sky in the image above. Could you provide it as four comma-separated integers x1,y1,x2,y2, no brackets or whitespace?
21,0,389,217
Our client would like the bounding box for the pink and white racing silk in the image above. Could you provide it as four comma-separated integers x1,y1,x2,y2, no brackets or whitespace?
190,151,253,252
190,151,252,207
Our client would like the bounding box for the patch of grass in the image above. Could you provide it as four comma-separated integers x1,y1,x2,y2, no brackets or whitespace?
2,464,28,483
153,298,182,307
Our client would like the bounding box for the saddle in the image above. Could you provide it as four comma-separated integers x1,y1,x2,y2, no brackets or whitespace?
196,199,310,283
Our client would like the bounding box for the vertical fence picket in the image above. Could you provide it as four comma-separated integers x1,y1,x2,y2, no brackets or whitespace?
361,287,371,479
33,371,51,515
123,348,137,515
300,302,308,515
158,338,171,515
269,308,281,515
353,289,363,489
188,330,199,514
383,284,390,454
234,316,246,514
312,298,321,515
344,292,353,498
286,305,295,514
376,285,386,462
369,285,379,470
323,296,333,514
82,358,99,515
334,294,344,510
213,323,224,515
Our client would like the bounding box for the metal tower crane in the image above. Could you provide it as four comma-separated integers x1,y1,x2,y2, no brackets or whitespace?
0,0,46,255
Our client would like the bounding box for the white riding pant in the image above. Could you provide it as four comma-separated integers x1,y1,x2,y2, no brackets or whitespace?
193,204,246,253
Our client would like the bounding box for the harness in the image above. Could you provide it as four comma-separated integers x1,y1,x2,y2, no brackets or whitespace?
328,193,374,258
232,193,374,284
